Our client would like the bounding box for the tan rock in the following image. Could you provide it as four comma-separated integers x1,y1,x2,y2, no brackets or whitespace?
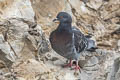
0,0,120,80
86,0,103,10
30,0,65,35
13,59,50,80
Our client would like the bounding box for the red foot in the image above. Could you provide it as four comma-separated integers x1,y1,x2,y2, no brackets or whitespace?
63,60,81,71
63,60,72,68
74,66,80,71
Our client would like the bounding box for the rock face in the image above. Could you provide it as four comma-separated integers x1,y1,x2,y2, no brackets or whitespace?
0,0,120,80
0,0,49,66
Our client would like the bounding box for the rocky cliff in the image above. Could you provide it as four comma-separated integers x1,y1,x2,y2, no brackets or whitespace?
0,0,120,80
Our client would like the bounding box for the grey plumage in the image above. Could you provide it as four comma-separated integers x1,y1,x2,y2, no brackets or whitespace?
49,12,96,69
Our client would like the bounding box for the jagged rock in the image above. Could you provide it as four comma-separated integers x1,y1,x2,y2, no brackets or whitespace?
0,0,120,80
86,0,103,10
117,40,120,51
115,68,120,80
1,0,35,21
107,57,120,80
111,28,120,35
30,0,65,36
0,0,49,65
12,59,51,80
0,49,13,68
0,34,16,62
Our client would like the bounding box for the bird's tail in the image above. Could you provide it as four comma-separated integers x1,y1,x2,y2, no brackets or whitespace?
86,39,98,52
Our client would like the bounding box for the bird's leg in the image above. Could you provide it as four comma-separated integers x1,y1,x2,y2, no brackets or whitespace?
63,60,81,71
63,59,73,68
74,60,80,70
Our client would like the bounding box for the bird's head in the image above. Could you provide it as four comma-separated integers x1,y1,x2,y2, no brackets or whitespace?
53,12,72,24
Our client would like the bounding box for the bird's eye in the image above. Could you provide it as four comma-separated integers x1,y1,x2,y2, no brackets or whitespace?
60,16,63,19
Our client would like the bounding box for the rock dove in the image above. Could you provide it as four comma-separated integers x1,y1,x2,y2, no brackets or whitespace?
49,12,96,70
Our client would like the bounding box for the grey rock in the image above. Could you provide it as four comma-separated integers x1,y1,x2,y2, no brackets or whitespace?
107,57,120,80
0,49,13,68
117,40,120,51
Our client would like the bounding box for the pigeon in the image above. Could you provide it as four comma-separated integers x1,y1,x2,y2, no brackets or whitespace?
49,12,96,70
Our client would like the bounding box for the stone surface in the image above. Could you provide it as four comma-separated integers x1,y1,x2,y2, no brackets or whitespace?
117,40,120,52
1,0,35,21
107,57,120,80
0,0,49,66
0,0,120,80
86,0,103,10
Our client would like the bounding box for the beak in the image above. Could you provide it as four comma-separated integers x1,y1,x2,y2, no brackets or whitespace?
53,18,60,23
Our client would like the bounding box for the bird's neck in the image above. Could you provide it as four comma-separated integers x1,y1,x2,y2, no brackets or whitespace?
57,22,72,32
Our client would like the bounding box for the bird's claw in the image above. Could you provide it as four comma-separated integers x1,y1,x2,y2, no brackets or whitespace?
62,60,73,68
63,60,81,72
74,66,80,71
